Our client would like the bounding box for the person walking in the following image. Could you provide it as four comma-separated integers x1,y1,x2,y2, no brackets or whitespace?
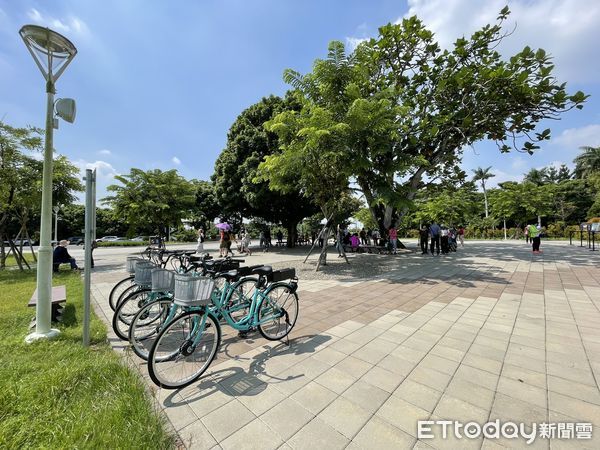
429,221,441,255
457,226,465,247
528,223,543,254
419,225,429,254
388,225,398,254
524,225,529,244
359,228,367,245
196,227,205,253
440,225,449,254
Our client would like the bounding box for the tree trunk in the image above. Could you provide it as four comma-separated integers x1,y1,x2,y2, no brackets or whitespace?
285,221,297,248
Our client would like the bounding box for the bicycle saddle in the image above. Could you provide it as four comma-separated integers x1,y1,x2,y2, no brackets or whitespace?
252,266,273,276
218,270,240,281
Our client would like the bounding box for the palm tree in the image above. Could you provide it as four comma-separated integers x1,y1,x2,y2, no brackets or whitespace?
472,166,496,217
574,146,600,179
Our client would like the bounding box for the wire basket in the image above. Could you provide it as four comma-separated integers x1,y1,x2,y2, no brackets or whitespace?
174,274,215,307
126,256,143,274
134,261,155,287
151,268,175,292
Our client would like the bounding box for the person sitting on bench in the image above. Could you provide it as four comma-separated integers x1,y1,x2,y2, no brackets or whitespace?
53,240,79,271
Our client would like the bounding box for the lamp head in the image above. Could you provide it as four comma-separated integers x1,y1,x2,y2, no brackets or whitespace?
55,98,76,123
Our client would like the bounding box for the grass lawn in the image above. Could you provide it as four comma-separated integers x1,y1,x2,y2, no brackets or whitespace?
0,269,175,449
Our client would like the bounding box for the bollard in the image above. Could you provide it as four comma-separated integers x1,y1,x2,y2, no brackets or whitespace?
580,230,584,247
570,231,573,246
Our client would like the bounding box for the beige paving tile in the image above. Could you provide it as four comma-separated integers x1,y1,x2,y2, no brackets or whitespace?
454,365,499,390
201,400,256,442
327,338,364,355
360,365,403,393
236,384,287,416
376,393,430,437
220,418,283,450
377,354,418,377
490,393,548,426
318,396,371,439
393,378,443,413
418,354,460,376
290,381,338,415
406,366,452,392
351,416,416,449
433,394,488,424
287,417,349,450
341,379,390,413
547,375,600,406
260,397,314,441
178,419,218,450
444,377,495,411
310,347,348,367
335,355,373,378
548,391,600,425
315,366,358,394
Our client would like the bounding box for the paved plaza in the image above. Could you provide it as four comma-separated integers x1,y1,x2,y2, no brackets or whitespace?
90,240,600,449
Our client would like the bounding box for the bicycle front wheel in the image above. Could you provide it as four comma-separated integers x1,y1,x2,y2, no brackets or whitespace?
224,277,258,326
129,298,174,360
109,276,134,311
148,310,221,389
257,284,299,341
112,288,151,340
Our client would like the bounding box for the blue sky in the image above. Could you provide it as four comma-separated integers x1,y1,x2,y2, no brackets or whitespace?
1,0,599,202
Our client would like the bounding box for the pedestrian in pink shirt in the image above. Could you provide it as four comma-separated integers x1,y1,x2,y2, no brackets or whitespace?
388,226,398,254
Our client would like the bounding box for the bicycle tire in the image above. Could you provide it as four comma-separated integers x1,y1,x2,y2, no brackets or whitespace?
148,310,221,389
115,283,140,310
112,287,151,340
108,275,134,311
129,297,174,360
257,283,299,341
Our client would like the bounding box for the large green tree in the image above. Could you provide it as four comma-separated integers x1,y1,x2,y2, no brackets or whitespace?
0,121,83,268
104,169,196,239
261,8,586,237
213,95,318,246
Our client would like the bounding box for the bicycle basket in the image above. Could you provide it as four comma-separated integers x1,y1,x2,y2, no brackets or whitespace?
126,256,143,274
151,268,175,292
267,268,296,283
134,261,155,287
174,274,215,307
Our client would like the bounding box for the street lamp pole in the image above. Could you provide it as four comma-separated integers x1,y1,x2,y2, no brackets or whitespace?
20,25,77,343
53,205,60,243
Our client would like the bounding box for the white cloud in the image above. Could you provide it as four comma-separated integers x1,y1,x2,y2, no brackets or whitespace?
346,37,368,52
551,124,600,152
98,149,111,156
172,156,181,165
27,8,90,38
488,168,521,187
72,159,119,203
403,0,600,83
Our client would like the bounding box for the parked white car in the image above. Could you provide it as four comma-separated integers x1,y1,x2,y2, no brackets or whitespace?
96,236,119,242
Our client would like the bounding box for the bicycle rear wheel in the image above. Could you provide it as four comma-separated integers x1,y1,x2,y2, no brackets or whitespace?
109,276,134,311
112,288,151,340
129,298,174,360
257,284,299,341
148,310,221,389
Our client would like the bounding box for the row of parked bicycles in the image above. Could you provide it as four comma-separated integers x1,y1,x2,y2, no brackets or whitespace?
109,247,299,389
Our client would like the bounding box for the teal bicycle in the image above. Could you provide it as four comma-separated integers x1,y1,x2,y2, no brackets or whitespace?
147,266,299,389
128,263,260,360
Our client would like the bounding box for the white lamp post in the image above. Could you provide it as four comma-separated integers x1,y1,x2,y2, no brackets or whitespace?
20,25,77,343
53,205,60,243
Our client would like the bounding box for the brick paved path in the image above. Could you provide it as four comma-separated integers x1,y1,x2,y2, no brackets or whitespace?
91,241,600,449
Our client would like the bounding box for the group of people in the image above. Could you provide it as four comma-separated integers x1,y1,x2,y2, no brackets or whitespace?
419,223,465,256
211,227,254,257
336,226,400,255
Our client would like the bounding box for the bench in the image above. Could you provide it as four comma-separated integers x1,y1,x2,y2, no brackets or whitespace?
28,285,67,324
